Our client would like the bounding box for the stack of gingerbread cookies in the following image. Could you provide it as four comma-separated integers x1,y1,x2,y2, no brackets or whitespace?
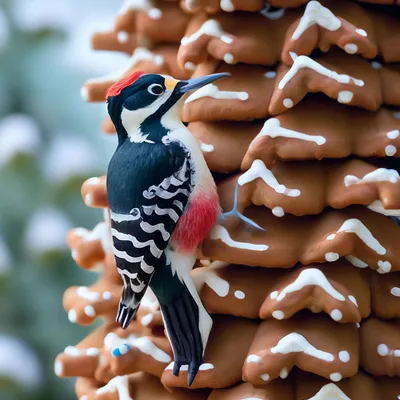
55,1,400,398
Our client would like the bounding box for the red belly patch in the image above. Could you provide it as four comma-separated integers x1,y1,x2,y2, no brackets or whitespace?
171,190,220,253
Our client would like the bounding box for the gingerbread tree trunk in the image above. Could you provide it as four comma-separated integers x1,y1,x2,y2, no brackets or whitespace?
56,1,400,399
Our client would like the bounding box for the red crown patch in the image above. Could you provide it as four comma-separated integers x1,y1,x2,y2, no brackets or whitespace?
106,71,145,99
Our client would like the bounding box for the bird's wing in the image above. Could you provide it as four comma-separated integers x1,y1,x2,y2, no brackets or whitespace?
110,150,193,327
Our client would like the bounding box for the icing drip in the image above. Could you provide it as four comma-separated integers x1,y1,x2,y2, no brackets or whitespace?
260,5,286,20
274,268,346,302
330,373,343,382
337,91,353,104
345,255,368,268
96,375,132,400
329,219,386,255
185,83,248,103
239,159,301,197
330,309,343,321
119,0,162,19
292,1,341,40
280,367,289,379
271,333,334,361
181,20,233,46
86,48,162,85
390,287,400,297
247,354,262,363
193,261,231,297
220,0,234,12
104,332,171,363
278,55,364,90
272,206,285,217
344,168,399,187
348,296,358,308
307,383,350,400
356,29,368,37
258,118,326,145
200,142,214,152
210,225,269,251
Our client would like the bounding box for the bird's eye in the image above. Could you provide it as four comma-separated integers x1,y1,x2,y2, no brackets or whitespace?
148,84,164,96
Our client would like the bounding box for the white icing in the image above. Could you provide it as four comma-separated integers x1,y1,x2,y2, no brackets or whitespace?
258,118,326,145
119,0,162,20
344,168,399,187
338,91,354,104
103,291,112,300
338,351,350,363
387,130,400,139
272,206,285,217
280,367,289,379
264,71,277,79
76,286,100,302
141,313,153,326
330,309,343,321
54,361,63,377
345,255,368,268
210,225,268,251
184,61,197,71
260,5,286,20
275,268,346,302
193,261,231,298
64,346,100,357
377,344,389,356
308,383,350,400
185,83,248,104
223,53,234,64
330,219,386,255
68,309,77,323
325,252,339,262
390,287,400,297
377,260,392,274
356,28,368,37
199,363,214,370
270,333,334,362
220,0,234,12
283,98,294,108
292,1,341,40
278,55,364,90
247,354,262,363
385,145,397,156
239,159,301,197
234,290,245,299
200,142,214,152
181,20,232,46
272,310,285,320
96,375,132,400
330,373,343,382
348,296,358,307
117,31,129,43
84,305,96,317
371,61,382,69
344,43,358,54
260,373,270,381
270,291,278,299
104,333,171,363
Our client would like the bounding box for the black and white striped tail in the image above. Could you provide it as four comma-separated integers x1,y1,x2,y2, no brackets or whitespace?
160,286,204,386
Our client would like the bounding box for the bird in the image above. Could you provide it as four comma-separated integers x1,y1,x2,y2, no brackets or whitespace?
105,70,230,386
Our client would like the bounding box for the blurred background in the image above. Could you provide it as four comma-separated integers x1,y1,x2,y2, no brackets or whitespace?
0,0,126,399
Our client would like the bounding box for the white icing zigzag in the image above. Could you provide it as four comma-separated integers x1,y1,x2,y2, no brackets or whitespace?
181,19,233,45
96,375,133,400
257,118,327,146
210,225,269,251
278,55,364,90
239,159,301,197
307,383,351,400
292,1,342,40
119,0,162,19
185,83,249,103
344,168,399,187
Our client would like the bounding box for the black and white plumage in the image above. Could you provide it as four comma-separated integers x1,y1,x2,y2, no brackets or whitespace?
106,71,229,385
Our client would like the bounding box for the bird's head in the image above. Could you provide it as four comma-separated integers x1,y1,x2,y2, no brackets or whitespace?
106,71,229,145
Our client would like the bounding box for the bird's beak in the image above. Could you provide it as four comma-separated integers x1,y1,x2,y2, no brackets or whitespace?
177,72,231,93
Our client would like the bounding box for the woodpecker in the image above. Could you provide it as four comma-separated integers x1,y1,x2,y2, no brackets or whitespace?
105,70,229,386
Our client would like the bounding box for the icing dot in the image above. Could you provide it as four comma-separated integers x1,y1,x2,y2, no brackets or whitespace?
68,309,77,323
330,309,343,321
387,130,400,139
200,143,214,153
356,323,361,328
80,87,88,101
184,61,197,71
234,290,245,299
84,305,96,317
247,354,261,363
141,313,153,326
272,206,285,217
344,43,358,54
377,344,389,356
283,98,294,108
391,287,400,297
330,373,343,382
325,252,339,262
54,361,63,376
260,373,270,382
223,53,234,64
371,61,382,70
84,193,93,205
339,351,350,363
356,28,368,37
220,0,235,12
280,368,289,379
272,310,285,320
102,291,112,300
337,91,353,104
326,234,336,241
385,145,397,156
153,55,164,66
348,295,358,307
264,71,277,79
199,363,214,370
270,291,278,299
148,8,162,19
378,260,392,273
117,31,129,43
